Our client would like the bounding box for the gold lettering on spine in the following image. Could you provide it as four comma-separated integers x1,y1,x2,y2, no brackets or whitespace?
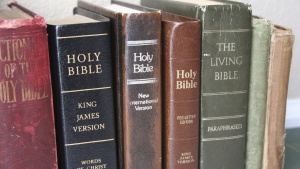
21,76,49,101
73,100,107,133
78,158,108,169
78,101,97,109
0,80,17,103
86,164,107,169
77,112,100,122
176,69,198,89
0,38,30,62
0,36,49,103
177,114,196,125
4,63,17,78
67,52,102,76
177,152,195,164
73,123,105,132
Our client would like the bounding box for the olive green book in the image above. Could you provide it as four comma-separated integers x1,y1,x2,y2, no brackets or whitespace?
141,0,252,168
245,16,272,169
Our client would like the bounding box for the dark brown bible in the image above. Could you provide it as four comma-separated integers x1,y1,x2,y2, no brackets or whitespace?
161,12,200,169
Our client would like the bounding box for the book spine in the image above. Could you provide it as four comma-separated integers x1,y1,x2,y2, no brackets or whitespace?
245,17,271,169
162,14,200,169
0,21,57,168
48,21,118,169
199,5,252,169
140,1,252,168
262,26,294,169
141,0,198,20
121,13,162,169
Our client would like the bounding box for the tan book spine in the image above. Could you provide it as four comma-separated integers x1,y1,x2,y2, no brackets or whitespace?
262,25,294,169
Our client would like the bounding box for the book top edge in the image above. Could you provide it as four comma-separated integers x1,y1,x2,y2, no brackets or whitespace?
0,2,46,29
170,0,251,7
79,0,161,14
47,14,100,26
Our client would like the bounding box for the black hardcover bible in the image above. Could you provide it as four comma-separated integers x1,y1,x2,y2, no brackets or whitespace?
47,12,118,169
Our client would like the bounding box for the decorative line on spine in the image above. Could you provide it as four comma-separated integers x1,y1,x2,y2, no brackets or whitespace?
203,114,246,121
65,138,115,146
203,90,247,96
202,135,245,142
127,78,158,85
204,29,251,33
62,86,111,93
57,33,108,39
127,39,158,46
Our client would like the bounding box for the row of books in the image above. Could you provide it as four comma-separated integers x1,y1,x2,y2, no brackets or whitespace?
0,0,294,169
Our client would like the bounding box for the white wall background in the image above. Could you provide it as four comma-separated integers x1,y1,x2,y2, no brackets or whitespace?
0,0,112,21
240,0,300,100
1,0,299,126
0,0,298,98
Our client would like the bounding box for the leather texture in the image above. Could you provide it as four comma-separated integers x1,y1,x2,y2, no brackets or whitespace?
162,12,200,169
0,3,57,169
77,1,162,169
48,12,118,169
122,12,162,169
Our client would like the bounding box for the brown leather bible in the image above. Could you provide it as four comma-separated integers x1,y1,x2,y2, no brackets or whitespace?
262,25,294,169
76,1,162,168
162,12,200,169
